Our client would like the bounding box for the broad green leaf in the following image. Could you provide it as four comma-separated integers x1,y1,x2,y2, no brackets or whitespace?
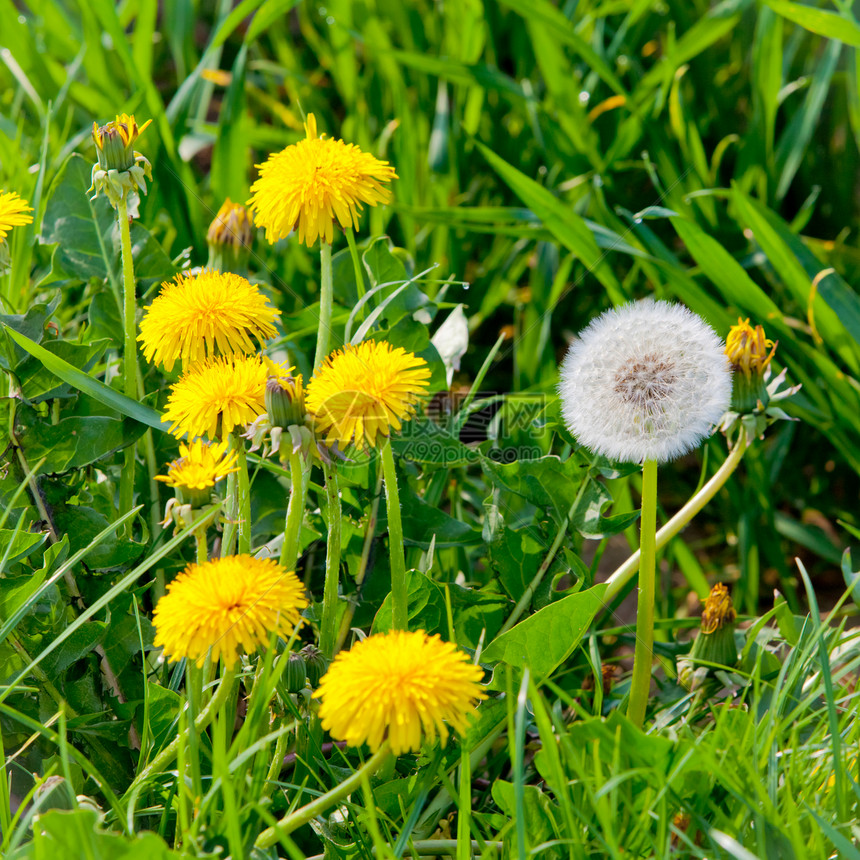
392,417,477,467
40,153,175,289
41,621,107,679
0,529,47,567
482,584,608,678
399,482,479,548
0,295,61,371
372,569,447,635
764,0,860,47
3,327,169,432
17,338,110,402
51,505,146,570
16,410,147,475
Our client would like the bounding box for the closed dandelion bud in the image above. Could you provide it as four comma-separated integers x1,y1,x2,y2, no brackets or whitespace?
207,198,254,275
282,652,307,693
725,318,777,413
266,374,305,430
301,644,327,687
689,583,738,670
89,114,153,209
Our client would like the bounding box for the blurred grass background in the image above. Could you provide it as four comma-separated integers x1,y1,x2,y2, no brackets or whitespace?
2,0,859,612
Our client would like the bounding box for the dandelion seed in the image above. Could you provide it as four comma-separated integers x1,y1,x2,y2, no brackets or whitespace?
557,300,732,463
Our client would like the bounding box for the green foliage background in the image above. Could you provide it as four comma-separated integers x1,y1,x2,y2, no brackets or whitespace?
1,0,860,857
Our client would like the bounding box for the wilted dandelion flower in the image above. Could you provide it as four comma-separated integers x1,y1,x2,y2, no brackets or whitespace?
248,113,397,247
155,439,239,491
153,555,307,668
313,630,485,754
306,341,430,448
558,300,732,463
0,191,33,242
207,198,254,250
138,270,280,371
163,354,268,439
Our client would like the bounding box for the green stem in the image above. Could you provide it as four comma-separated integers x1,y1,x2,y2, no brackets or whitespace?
195,527,208,565
314,241,333,371
345,227,365,300
235,434,251,555
335,466,382,651
380,437,408,631
627,459,658,729
280,449,306,570
135,665,236,785
116,196,138,526
255,743,390,849
319,462,342,658
604,427,748,603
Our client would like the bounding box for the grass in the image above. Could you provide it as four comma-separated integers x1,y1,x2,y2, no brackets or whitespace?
1,0,860,857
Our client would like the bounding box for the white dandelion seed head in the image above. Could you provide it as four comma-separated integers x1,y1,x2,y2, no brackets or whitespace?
558,300,733,464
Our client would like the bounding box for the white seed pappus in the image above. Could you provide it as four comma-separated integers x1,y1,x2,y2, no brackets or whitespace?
558,300,732,463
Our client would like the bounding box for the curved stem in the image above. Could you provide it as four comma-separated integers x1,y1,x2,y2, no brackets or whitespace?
345,227,365,301
627,459,658,728
319,462,342,658
380,437,408,631
255,743,391,849
314,241,333,371
135,665,236,785
604,427,748,603
116,196,138,526
280,449,306,570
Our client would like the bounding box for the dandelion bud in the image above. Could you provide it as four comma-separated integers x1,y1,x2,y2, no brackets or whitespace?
207,198,254,274
725,318,777,412
89,113,153,209
265,373,305,430
281,652,308,694
301,644,327,687
680,583,738,689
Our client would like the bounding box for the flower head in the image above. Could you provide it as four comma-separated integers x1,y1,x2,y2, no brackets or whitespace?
0,191,33,242
313,630,485,754
156,439,239,492
138,270,279,372
163,354,268,439
557,300,732,463
679,582,738,689
89,113,153,207
306,340,430,448
153,555,308,668
248,113,397,247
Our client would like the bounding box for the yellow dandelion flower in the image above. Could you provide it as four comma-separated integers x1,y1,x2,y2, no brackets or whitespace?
163,354,268,439
138,270,279,372
0,191,34,242
153,555,308,668
305,340,430,448
313,630,485,754
725,318,776,378
248,113,397,247
155,439,239,491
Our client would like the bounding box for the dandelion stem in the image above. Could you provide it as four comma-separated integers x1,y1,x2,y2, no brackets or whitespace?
255,743,391,849
314,241,333,370
280,448,305,570
116,196,139,528
380,437,408,631
627,458,658,728
346,227,365,300
604,427,748,603
135,665,236,786
319,461,342,658
235,433,251,555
